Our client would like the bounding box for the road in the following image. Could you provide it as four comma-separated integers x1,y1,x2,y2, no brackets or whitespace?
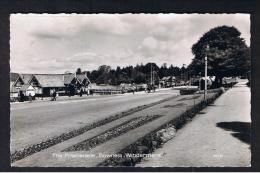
11,89,179,153
12,89,217,167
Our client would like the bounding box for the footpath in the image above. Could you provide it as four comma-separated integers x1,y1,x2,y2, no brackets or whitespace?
10,88,173,105
137,79,251,167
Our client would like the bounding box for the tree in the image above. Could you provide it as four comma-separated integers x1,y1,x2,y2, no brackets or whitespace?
159,63,169,78
76,68,82,74
190,25,250,86
96,65,112,84
134,73,146,84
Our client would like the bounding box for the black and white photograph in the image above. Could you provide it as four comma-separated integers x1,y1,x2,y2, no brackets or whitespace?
9,13,251,167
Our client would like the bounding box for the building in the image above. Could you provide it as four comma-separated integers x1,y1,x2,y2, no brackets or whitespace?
63,73,91,95
12,74,33,89
29,74,66,96
64,74,91,90
159,76,175,88
10,84,19,102
19,84,36,97
11,73,91,97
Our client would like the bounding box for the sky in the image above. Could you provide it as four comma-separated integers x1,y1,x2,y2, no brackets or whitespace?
10,13,250,74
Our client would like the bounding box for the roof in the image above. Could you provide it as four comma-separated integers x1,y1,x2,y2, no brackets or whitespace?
64,74,75,85
33,74,65,87
76,74,88,83
12,73,91,88
10,86,19,93
20,84,35,92
19,74,33,84
10,72,19,82
10,82,14,89
63,73,90,85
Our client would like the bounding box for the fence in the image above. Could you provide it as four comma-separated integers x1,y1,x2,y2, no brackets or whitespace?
92,89,122,95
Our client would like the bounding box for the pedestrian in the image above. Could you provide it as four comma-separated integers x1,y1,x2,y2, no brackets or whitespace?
53,90,57,101
28,93,32,102
90,89,94,96
79,89,83,97
19,91,24,102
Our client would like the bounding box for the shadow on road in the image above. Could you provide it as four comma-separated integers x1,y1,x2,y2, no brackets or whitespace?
216,121,250,145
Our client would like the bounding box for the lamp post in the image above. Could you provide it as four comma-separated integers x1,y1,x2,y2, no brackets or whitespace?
204,45,209,101
150,63,153,85
199,72,201,91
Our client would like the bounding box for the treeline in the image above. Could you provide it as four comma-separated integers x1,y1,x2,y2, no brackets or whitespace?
80,63,184,85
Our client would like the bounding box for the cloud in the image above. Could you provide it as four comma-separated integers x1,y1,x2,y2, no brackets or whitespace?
10,13,250,74
31,32,62,40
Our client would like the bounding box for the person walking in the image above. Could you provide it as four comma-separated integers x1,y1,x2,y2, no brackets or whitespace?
28,93,32,102
53,90,57,101
79,88,83,97
19,91,24,102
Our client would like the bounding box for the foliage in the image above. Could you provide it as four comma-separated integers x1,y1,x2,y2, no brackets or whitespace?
76,68,82,74
189,25,250,85
83,63,182,85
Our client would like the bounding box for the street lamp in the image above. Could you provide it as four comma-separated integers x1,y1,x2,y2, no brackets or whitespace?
199,72,201,91
150,63,153,85
204,45,209,101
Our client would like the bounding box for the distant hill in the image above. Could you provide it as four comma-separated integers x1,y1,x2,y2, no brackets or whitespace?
10,72,19,82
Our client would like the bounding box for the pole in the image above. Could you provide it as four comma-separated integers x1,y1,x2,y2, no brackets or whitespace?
199,77,201,91
198,72,201,91
204,54,208,100
151,64,152,85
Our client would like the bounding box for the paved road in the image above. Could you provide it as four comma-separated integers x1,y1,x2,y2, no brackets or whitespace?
12,90,215,167
11,89,179,153
137,80,251,167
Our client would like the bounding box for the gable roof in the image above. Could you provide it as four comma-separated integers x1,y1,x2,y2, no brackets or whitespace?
64,74,75,85
10,81,14,88
12,73,91,88
20,84,35,92
76,74,87,82
64,73,91,85
76,74,91,85
10,72,19,82
12,75,25,87
77,73,91,84
10,86,19,93
19,74,33,84
33,74,65,87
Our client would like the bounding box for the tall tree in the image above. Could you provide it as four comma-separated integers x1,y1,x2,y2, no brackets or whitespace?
96,65,112,84
190,25,250,85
